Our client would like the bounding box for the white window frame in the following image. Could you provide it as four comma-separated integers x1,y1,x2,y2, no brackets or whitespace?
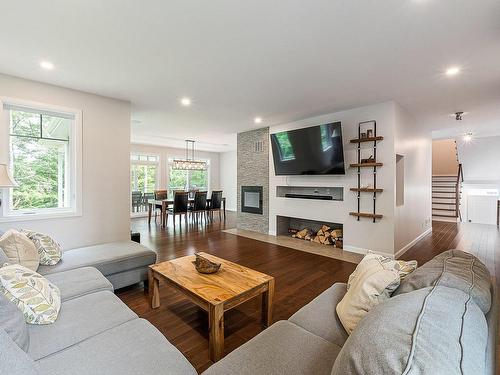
0,97,83,222
130,153,160,218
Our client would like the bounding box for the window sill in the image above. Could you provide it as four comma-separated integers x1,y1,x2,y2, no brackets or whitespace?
0,210,82,223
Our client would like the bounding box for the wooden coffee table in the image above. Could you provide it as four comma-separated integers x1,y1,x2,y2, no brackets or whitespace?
148,252,275,362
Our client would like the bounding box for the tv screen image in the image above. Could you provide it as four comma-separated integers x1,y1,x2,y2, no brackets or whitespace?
270,122,345,175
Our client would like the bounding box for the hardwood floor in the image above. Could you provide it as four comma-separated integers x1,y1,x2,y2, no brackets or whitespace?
118,214,500,373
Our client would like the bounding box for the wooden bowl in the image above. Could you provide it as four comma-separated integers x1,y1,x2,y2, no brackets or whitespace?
192,253,221,274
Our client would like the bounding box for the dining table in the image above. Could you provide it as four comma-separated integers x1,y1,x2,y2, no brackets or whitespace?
147,197,226,227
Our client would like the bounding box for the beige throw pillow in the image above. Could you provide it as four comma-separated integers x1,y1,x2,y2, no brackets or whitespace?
21,230,62,266
0,263,61,324
0,230,39,271
336,253,417,335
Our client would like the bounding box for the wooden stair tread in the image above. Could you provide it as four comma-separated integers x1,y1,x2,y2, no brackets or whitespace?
432,208,457,211
432,214,458,218
349,136,384,143
349,212,383,219
350,162,383,168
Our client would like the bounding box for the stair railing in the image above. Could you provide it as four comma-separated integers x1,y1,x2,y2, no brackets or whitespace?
456,164,463,220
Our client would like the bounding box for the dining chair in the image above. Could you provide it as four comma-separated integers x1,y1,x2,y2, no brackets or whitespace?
153,190,168,223
189,191,208,222
208,190,223,221
131,191,142,212
166,191,189,227
143,192,154,212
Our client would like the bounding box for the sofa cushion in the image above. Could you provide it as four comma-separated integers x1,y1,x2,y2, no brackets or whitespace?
394,249,491,314
289,283,348,347
27,291,137,360
36,318,197,375
203,321,341,375
0,229,39,271
37,241,156,277
0,292,29,351
45,267,113,301
0,264,61,325
21,230,62,266
0,329,40,375
331,286,488,375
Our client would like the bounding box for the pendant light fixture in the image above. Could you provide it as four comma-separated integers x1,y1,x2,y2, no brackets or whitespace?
172,140,207,170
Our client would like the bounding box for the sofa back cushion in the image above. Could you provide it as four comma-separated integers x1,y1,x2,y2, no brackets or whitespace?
393,249,491,314
0,292,29,351
332,285,488,375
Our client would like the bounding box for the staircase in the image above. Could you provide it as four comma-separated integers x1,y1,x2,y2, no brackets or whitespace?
432,164,463,222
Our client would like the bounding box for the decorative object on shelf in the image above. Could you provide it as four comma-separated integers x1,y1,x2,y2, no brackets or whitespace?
361,156,375,164
0,163,17,207
350,120,383,222
192,252,221,274
291,225,343,247
172,140,207,170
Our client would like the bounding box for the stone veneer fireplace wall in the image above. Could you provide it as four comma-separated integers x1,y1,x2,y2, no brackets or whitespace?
237,127,269,234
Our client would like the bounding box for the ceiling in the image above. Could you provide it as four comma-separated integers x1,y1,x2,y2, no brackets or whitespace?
1,1,499,151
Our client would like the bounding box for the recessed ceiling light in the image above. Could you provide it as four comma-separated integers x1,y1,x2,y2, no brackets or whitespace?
40,60,54,70
445,66,460,76
180,97,191,106
254,117,263,124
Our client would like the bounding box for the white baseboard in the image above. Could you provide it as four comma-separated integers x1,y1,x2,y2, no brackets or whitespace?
342,245,394,259
394,227,433,259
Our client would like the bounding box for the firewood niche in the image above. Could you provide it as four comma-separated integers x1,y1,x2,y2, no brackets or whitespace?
289,225,343,248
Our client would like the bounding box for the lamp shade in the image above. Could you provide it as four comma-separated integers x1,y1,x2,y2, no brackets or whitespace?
0,164,17,187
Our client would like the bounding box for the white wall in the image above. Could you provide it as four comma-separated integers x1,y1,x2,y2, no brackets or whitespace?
0,74,131,249
220,151,237,211
394,104,432,256
130,143,220,193
269,102,397,256
432,139,458,176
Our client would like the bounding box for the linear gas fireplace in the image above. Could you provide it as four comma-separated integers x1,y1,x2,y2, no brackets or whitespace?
241,186,263,214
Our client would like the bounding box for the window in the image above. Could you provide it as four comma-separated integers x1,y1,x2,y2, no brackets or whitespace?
168,159,209,195
130,153,159,213
0,100,82,220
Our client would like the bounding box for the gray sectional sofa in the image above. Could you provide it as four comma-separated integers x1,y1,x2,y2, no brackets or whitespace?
1,239,198,375
204,249,498,375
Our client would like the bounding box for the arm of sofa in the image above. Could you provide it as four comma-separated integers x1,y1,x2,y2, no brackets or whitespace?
288,282,349,347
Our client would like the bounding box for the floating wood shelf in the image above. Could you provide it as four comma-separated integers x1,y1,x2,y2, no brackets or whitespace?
349,162,383,168
350,188,383,193
350,212,383,219
350,136,384,143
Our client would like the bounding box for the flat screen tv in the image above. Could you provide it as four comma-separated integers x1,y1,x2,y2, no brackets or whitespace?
270,122,345,175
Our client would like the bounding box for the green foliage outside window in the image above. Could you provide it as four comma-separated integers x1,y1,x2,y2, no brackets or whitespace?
9,110,70,210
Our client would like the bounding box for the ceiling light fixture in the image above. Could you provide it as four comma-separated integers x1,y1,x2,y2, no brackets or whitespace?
254,117,263,124
40,60,54,70
180,97,191,107
172,140,207,170
445,66,460,76
463,132,473,143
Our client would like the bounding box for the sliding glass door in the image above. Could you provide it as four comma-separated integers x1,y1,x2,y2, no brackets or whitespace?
130,154,158,213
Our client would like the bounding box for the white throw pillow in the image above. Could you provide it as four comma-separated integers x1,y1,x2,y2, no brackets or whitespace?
336,253,416,335
21,230,62,266
0,263,61,324
0,230,39,271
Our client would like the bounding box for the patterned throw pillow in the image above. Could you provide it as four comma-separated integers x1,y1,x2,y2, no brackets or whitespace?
0,264,61,324
347,252,417,290
0,230,39,271
337,253,417,335
21,230,62,266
